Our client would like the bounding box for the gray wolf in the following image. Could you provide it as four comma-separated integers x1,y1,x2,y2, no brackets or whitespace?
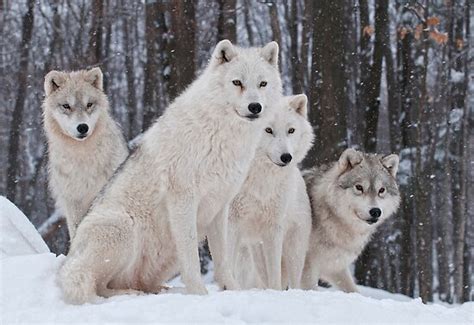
43,68,128,240
301,148,400,292
57,40,282,304
229,94,314,290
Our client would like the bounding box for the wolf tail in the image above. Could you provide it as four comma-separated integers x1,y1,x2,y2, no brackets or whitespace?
57,257,97,305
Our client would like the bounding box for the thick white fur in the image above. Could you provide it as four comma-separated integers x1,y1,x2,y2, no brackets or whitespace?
57,40,282,304
43,68,128,240
301,149,401,292
229,94,314,290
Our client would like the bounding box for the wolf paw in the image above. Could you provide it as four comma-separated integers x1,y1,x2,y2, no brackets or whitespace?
186,283,208,295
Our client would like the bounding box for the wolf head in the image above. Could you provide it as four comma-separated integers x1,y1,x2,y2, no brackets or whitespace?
43,68,108,141
332,149,400,228
258,94,314,167
207,40,282,121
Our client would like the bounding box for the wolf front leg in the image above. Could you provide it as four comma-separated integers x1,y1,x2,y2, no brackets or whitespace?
166,195,207,295
301,254,321,290
206,204,240,290
262,228,284,290
327,268,358,293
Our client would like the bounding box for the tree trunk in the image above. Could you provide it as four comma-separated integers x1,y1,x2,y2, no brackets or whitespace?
87,0,103,65
304,0,347,166
217,0,236,43
268,1,282,54
167,0,196,101
142,0,167,131
122,0,137,139
289,0,302,94
6,0,35,202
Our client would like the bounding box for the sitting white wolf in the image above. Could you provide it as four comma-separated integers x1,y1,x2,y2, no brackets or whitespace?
43,68,128,240
58,40,282,304
229,94,314,290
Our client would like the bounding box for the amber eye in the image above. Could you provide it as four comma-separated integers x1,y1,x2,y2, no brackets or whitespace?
87,103,93,108
265,127,273,134
232,80,242,86
379,187,385,194
355,185,363,192
259,81,267,87
288,128,295,134
62,104,71,109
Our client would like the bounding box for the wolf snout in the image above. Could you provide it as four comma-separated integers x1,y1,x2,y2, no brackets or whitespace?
367,208,382,224
248,102,262,115
280,153,292,165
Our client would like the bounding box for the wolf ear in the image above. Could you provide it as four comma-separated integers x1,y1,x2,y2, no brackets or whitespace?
288,94,308,119
212,40,238,65
84,67,103,91
261,41,279,68
44,70,67,96
338,148,363,173
381,154,399,178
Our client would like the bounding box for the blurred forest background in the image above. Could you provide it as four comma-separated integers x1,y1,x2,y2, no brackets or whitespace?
0,0,472,304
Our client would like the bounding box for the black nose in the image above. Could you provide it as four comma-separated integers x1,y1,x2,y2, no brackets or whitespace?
77,124,89,134
369,208,382,219
248,102,262,115
280,153,292,164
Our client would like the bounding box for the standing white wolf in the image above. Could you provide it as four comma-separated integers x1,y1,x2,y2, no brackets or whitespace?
58,40,282,304
229,94,314,290
43,68,128,240
301,149,400,292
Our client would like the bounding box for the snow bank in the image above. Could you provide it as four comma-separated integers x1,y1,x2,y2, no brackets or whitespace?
1,253,472,324
0,196,49,257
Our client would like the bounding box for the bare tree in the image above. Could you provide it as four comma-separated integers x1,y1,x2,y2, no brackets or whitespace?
6,0,35,202
217,0,236,43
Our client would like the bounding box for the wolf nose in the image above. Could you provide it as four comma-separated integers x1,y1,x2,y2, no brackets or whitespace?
77,124,89,134
280,153,292,164
369,208,382,219
248,102,262,115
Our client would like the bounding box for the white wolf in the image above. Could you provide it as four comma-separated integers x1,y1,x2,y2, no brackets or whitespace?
229,94,314,290
58,40,282,304
301,149,400,292
43,68,128,240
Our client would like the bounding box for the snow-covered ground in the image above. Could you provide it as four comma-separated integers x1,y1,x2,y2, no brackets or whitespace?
1,197,473,324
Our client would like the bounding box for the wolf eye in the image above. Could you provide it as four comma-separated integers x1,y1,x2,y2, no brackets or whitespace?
259,81,267,88
232,80,242,87
62,104,70,109
355,184,364,192
288,128,295,134
86,103,93,108
379,187,385,194
265,127,273,134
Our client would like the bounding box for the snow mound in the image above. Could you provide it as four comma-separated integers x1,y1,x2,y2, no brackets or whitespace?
0,196,49,257
1,253,472,324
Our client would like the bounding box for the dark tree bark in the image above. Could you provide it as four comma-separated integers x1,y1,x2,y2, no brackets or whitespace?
268,1,282,56
6,0,35,202
167,0,196,101
297,0,312,94
289,0,302,94
142,0,167,131
87,0,104,65
304,0,348,166
122,0,138,139
217,0,236,43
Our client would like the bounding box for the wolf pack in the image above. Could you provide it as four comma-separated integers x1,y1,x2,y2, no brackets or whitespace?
42,40,401,304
